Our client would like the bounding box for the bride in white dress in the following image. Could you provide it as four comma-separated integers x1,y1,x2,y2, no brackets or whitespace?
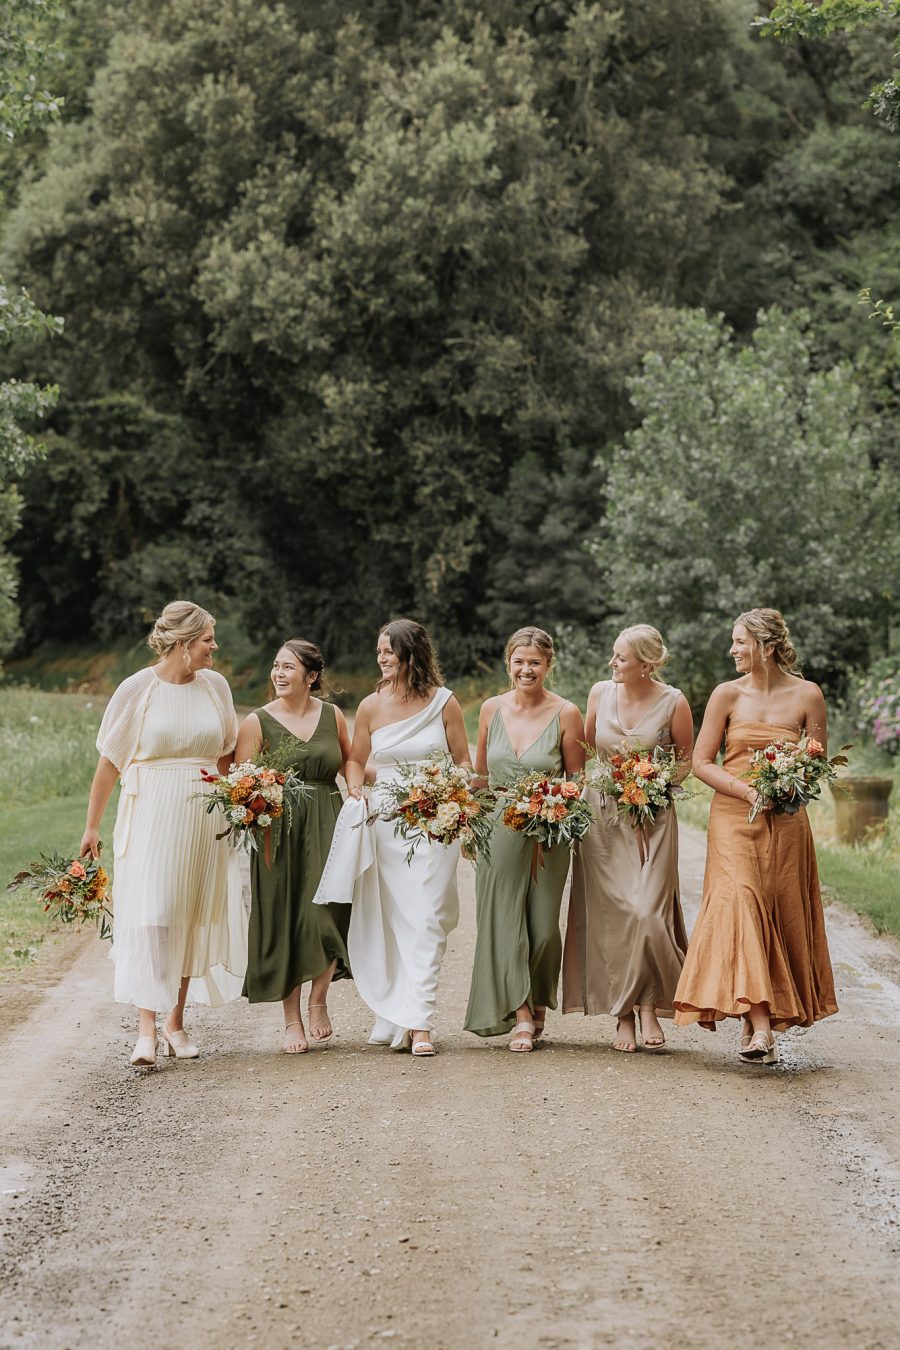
313,620,470,1054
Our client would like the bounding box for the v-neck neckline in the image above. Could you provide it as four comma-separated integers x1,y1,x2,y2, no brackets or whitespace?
496,706,560,761
262,704,324,745
613,684,668,736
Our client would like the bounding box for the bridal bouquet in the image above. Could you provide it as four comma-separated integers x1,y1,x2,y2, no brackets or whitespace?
744,735,849,824
369,752,495,864
499,772,594,850
196,761,309,854
8,849,113,940
586,744,686,830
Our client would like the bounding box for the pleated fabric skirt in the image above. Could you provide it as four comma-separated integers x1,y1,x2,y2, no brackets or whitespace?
111,762,247,1010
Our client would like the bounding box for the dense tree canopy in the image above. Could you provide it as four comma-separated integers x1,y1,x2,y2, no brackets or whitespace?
1,0,898,690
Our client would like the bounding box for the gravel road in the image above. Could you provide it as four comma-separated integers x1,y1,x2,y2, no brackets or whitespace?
1,825,899,1349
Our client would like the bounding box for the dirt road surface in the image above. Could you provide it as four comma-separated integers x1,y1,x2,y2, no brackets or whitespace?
1,824,899,1350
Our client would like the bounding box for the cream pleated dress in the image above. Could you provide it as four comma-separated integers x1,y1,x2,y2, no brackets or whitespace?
97,667,247,1010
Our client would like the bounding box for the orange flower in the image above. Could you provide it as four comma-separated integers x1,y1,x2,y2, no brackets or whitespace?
552,802,568,821
622,783,647,807
560,781,579,799
67,861,87,880
806,738,825,757
633,760,655,779
503,805,527,830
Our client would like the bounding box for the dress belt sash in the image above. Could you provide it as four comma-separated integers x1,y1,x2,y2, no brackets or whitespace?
116,758,215,858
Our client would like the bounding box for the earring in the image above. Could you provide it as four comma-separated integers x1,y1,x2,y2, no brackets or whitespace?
181,642,192,672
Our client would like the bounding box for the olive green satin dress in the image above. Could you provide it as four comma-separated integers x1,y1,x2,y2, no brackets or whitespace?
243,704,351,1002
465,709,571,1037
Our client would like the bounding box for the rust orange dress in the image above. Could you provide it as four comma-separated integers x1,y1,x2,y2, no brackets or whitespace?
673,720,838,1031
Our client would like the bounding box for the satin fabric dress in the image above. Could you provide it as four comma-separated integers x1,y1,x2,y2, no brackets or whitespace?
243,704,350,1002
674,719,838,1031
313,689,460,1045
562,681,687,1020
464,708,571,1037
97,668,247,1010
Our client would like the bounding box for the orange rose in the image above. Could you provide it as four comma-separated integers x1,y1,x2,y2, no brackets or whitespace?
67,861,87,880
633,760,655,779
806,738,825,757
560,781,579,799
552,802,568,821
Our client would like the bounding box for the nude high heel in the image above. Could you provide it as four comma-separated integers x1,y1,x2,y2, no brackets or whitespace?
130,1035,157,1067
739,1030,779,1064
160,1027,199,1059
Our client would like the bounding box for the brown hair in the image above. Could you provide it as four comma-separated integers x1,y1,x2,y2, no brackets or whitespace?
271,639,341,698
618,624,669,681
147,600,214,657
735,608,801,675
376,619,443,699
504,626,555,682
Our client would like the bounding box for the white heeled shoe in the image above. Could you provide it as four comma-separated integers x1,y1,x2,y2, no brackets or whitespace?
130,1035,157,1067
160,1027,199,1059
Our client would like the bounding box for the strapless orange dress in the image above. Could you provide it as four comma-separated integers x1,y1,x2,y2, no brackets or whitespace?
674,720,838,1031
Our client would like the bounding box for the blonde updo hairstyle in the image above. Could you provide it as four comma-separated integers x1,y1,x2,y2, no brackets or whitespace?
148,600,215,660
736,608,801,675
505,626,555,686
618,624,669,682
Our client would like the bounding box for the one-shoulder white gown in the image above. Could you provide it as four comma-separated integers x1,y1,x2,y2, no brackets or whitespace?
313,689,460,1046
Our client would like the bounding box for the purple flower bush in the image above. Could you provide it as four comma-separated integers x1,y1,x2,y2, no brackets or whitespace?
856,660,900,756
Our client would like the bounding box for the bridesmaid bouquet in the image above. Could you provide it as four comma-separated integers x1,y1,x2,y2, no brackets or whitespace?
196,761,309,854
8,849,113,939
499,772,594,849
586,745,685,829
369,753,495,864
744,735,849,824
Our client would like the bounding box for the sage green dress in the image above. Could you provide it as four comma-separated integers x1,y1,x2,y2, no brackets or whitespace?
465,708,572,1037
243,703,351,1002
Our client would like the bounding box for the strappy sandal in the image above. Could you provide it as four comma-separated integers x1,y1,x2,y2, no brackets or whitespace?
532,1009,546,1041
739,1030,778,1064
612,1017,637,1053
637,1008,665,1050
283,1021,309,1054
411,1033,435,1057
738,1016,753,1056
509,1021,535,1053
308,1003,333,1042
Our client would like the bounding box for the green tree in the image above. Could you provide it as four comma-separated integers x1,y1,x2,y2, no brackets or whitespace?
0,0,63,657
597,307,899,704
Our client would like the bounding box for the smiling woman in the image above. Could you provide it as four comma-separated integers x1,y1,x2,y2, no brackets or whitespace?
234,639,353,1054
464,626,585,1050
80,600,247,1066
673,608,838,1062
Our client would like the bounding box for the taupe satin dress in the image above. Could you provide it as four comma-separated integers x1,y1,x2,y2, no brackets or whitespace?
562,681,687,1019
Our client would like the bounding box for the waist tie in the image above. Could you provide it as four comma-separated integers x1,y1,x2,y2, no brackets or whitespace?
116,758,215,858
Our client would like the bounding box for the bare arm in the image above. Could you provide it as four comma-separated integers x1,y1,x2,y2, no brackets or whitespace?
346,698,373,798
584,684,601,752
472,698,496,785
692,686,756,806
670,693,694,781
234,712,263,766
560,702,587,777
802,683,829,751
334,707,353,779
80,756,120,859
442,695,472,770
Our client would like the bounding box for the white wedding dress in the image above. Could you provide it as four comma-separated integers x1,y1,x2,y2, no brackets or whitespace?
313,688,460,1045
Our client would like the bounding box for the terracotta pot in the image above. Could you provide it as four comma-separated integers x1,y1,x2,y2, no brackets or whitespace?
830,776,894,845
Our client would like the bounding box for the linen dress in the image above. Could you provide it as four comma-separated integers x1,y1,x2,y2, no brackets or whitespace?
464,708,571,1037
97,666,247,1010
312,688,460,1045
562,681,687,1019
674,720,838,1030
244,704,350,1001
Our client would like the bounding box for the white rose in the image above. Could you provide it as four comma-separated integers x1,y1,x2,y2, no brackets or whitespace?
436,801,461,830
426,819,444,836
